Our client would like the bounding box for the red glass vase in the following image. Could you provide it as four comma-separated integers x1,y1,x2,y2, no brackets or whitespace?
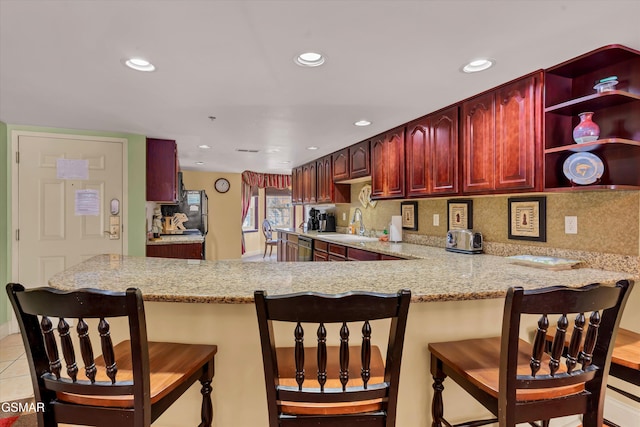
572,112,600,144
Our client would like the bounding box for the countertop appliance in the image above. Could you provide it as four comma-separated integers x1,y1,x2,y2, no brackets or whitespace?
162,190,208,259
324,213,336,232
445,229,483,254
307,208,320,231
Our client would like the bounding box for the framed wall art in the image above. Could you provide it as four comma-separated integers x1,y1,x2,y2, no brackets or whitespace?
447,199,473,230
508,196,547,242
400,201,418,230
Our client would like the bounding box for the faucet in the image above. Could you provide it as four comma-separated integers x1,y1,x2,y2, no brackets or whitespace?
351,208,365,236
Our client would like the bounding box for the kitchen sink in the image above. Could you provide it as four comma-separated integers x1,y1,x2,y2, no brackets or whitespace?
319,234,379,243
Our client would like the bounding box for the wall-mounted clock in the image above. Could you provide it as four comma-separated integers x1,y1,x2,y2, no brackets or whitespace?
214,178,230,193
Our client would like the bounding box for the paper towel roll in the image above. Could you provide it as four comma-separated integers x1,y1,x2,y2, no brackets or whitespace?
389,215,402,242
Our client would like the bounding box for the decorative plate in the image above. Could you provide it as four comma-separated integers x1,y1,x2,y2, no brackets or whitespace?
562,152,604,185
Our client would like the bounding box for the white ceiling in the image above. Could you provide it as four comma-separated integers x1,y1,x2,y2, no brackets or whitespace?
1,0,639,174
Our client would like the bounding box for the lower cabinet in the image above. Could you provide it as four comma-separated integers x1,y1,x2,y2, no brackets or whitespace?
146,243,203,260
281,235,408,262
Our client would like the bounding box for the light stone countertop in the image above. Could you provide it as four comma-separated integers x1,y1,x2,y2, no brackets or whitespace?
48,253,636,304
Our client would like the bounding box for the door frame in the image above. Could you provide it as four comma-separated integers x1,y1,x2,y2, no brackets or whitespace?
9,131,129,330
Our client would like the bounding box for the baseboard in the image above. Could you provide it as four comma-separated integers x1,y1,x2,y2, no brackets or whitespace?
605,392,640,426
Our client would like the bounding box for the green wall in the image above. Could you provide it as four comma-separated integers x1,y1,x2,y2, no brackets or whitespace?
1,124,146,324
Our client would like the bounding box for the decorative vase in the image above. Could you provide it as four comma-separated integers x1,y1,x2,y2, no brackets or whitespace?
572,112,600,144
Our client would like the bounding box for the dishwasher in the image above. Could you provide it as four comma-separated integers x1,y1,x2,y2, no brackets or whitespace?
298,236,313,261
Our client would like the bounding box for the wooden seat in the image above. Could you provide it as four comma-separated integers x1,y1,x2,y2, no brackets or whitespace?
428,280,633,427
6,283,218,427
262,219,278,258
544,324,640,423
254,289,411,427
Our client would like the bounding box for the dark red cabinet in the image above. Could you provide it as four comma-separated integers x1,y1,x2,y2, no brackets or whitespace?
146,138,178,202
146,243,203,260
371,127,405,199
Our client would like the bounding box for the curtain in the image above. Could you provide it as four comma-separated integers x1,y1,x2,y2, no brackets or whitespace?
241,171,292,254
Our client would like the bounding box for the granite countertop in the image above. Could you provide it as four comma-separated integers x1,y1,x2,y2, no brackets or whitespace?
48,253,635,305
147,234,204,245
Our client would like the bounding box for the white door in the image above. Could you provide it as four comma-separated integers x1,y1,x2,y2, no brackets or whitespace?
14,133,126,288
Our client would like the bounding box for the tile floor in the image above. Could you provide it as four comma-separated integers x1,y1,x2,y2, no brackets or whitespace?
0,333,33,403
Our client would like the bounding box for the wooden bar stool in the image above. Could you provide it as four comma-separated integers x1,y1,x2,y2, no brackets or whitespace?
7,283,218,427
545,324,639,426
428,280,633,427
254,289,411,427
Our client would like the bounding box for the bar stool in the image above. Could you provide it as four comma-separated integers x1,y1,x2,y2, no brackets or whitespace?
428,280,633,427
7,283,218,427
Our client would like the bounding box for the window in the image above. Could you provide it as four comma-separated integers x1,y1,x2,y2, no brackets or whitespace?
243,189,258,232
266,187,292,229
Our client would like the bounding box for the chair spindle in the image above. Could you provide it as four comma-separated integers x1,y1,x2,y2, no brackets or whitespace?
58,318,78,381
98,318,118,383
294,322,305,390
316,323,327,391
580,311,601,369
77,318,97,383
565,313,585,373
530,314,548,376
339,322,350,390
361,321,371,389
549,314,568,376
41,316,62,379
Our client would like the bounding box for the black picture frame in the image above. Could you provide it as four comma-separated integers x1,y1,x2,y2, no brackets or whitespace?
400,201,418,231
508,196,547,242
447,199,473,230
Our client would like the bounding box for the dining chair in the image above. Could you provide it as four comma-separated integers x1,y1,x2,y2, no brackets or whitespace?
254,289,411,427
428,280,633,427
6,283,218,427
262,219,278,258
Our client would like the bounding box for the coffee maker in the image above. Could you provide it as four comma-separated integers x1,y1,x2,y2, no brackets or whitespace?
318,211,337,232
307,208,320,231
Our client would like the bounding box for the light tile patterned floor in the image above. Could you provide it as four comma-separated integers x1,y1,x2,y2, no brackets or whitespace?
0,333,33,403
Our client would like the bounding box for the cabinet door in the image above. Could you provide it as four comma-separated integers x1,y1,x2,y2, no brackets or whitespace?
462,93,495,193
494,73,541,191
316,156,332,203
332,148,350,181
146,138,177,202
302,162,317,204
286,241,298,262
292,166,303,204
405,117,430,197
430,106,459,194
371,128,405,199
146,243,203,260
313,250,329,261
350,140,371,178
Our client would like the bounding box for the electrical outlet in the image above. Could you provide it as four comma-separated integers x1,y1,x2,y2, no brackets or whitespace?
433,214,439,226
565,216,578,234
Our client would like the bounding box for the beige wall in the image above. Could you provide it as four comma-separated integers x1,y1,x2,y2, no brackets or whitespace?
181,171,242,260
334,183,640,256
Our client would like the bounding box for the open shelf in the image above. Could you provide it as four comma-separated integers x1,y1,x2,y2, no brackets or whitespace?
545,91,640,116
544,45,640,192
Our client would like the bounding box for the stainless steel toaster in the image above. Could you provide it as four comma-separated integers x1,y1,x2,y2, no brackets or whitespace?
445,229,483,254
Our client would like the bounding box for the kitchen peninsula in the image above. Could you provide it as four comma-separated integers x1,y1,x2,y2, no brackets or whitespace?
48,253,637,427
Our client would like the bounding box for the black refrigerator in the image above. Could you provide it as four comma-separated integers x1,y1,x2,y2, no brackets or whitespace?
180,190,208,235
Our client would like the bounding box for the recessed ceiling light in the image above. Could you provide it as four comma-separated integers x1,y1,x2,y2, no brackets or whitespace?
354,120,372,127
124,57,156,72
294,52,326,67
195,161,204,165
266,148,281,153
307,146,319,150
198,144,211,149
461,58,494,73
280,161,291,164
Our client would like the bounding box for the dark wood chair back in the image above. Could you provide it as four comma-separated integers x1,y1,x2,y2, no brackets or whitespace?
6,283,217,427
429,280,633,427
254,289,411,427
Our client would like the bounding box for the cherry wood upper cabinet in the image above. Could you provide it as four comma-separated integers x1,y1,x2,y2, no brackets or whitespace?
462,71,542,194
371,126,405,199
406,106,459,197
146,138,178,202
316,156,332,203
292,166,303,204
349,140,371,179
332,148,349,181
302,161,317,204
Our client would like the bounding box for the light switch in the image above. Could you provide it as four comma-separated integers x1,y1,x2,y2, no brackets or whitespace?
342,212,346,221
565,216,578,234
433,214,440,226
